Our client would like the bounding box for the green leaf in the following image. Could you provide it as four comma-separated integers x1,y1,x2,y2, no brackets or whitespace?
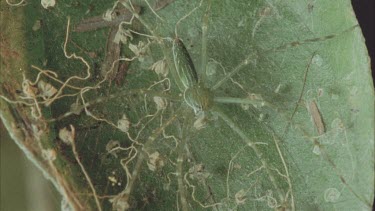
1,0,373,210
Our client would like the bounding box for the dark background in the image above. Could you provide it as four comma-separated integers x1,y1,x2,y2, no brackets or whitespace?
351,0,375,208
351,0,375,85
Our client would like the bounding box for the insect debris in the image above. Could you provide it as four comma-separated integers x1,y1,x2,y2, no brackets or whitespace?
73,4,142,85
73,6,141,32
307,100,325,135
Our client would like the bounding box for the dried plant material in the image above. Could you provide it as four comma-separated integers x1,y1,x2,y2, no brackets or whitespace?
70,101,83,115
42,149,57,161
106,140,121,158
154,0,175,11
247,93,265,108
108,172,121,187
153,96,167,110
73,6,141,32
118,114,130,132
115,61,129,86
147,151,165,171
193,113,207,130
32,20,42,31
101,27,121,80
240,103,250,111
31,124,44,140
110,197,130,211
103,9,116,22
5,0,26,7
235,189,247,205
30,107,41,119
38,80,57,100
58,125,75,145
22,80,37,99
188,164,210,181
308,100,325,135
41,0,56,9
149,59,168,77
128,41,150,62
113,27,133,45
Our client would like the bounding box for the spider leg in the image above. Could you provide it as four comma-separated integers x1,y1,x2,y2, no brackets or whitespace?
174,0,204,38
210,105,288,207
199,0,211,83
211,25,359,90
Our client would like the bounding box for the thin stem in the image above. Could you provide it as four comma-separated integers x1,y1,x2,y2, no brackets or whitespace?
214,96,268,108
174,0,203,37
71,125,102,211
144,0,165,21
175,108,195,210
177,139,188,211
211,106,285,204
199,0,211,83
121,0,157,37
212,52,256,90
288,52,316,122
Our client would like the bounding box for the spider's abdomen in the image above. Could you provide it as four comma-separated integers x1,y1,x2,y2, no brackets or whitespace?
172,38,199,91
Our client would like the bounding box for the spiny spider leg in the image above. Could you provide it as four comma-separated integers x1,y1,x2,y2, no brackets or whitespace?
199,0,211,84
175,109,195,211
174,0,204,38
212,25,359,91
213,56,370,206
210,106,292,208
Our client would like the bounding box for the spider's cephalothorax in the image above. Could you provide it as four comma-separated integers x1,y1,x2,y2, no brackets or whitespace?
172,37,213,113
184,83,214,112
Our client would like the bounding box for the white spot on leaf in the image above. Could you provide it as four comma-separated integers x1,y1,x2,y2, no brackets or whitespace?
274,84,282,93
312,145,321,155
324,188,341,202
312,54,323,66
41,0,55,9
206,60,217,76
